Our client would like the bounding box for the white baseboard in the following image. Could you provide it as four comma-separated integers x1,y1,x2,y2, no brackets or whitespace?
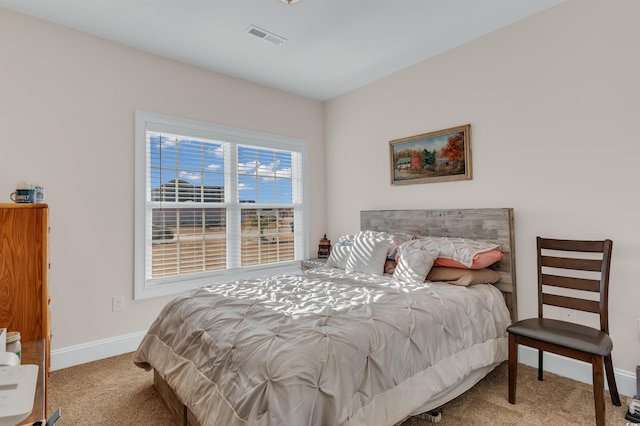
50,331,146,371
519,346,637,398
51,333,637,398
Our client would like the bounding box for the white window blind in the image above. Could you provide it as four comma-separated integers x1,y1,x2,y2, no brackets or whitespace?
148,133,226,279
237,146,300,267
135,111,308,299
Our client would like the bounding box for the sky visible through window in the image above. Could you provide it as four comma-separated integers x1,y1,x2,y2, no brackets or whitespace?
149,133,293,204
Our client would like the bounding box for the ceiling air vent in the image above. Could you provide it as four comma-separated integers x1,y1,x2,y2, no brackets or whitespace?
245,25,286,46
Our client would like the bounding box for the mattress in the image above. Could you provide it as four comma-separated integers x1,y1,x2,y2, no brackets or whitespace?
134,266,511,426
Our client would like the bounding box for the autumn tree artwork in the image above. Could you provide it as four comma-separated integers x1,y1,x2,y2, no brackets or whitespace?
389,124,472,185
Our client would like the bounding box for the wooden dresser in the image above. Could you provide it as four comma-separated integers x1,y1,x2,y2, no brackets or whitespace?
0,204,50,375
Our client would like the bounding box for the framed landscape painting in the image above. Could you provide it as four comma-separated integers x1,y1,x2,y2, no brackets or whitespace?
389,124,472,185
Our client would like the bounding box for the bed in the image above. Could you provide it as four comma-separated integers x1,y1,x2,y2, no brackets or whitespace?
134,208,517,426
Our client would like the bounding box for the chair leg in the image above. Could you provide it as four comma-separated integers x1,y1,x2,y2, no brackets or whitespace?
604,355,621,406
592,355,606,426
508,333,517,404
537,349,543,381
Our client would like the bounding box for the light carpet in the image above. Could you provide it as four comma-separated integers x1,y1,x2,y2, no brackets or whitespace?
47,353,632,425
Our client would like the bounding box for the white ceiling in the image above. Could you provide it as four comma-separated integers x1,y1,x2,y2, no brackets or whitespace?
0,0,563,101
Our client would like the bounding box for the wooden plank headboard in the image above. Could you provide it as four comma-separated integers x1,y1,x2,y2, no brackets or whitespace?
361,208,517,321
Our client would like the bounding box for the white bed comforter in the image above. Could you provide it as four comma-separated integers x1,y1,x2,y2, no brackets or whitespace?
134,267,511,426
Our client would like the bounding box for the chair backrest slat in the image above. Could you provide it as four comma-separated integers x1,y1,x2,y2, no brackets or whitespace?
536,237,613,333
541,274,600,292
542,293,600,313
540,255,603,272
541,238,605,252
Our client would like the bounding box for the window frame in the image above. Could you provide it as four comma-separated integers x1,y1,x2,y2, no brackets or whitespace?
134,110,309,299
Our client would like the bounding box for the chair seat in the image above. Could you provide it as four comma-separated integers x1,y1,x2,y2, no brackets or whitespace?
507,318,613,356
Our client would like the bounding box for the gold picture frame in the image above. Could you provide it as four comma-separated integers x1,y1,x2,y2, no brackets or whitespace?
390,124,472,185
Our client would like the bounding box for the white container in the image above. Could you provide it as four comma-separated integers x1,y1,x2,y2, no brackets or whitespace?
34,184,46,203
6,331,21,363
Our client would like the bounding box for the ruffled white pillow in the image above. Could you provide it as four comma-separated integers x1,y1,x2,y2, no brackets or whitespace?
327,231,414,274
345,232,392,275
326,240,353,269
428,237,499,268
393,239,440,283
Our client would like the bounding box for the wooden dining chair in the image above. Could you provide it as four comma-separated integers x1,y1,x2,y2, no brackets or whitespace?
507,237,621,426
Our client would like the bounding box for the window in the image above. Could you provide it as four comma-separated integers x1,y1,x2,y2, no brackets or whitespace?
135,111,308,299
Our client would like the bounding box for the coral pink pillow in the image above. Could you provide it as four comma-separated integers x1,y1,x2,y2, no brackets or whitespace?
433,248,503,270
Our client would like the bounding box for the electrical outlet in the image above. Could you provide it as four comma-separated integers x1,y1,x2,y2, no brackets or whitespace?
112,296,124,312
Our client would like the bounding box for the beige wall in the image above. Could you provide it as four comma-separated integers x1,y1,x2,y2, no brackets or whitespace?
0,8,325,351
325,0,640,374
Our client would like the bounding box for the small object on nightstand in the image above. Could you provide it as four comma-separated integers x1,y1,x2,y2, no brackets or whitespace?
0,353,19,367
317,234,331,259
5,332,21,363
